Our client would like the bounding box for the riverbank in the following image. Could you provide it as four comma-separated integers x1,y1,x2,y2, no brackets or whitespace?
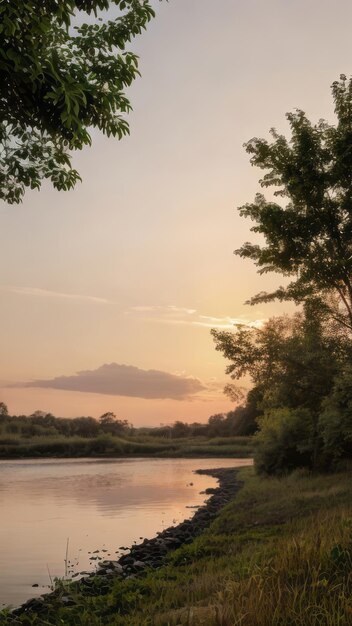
2,466,352,625
11,467,241,619
0,434,253,459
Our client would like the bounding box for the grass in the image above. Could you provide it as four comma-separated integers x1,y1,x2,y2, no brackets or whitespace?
0,434,253,459
2,467,352,624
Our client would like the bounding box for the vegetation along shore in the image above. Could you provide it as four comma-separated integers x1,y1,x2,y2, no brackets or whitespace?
2,465,352,625
0,405,254,459
0,434,253,460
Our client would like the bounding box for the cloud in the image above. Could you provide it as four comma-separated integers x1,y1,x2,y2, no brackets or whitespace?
193,315,265,329
127,305,265,329
130,305,197,315
14,363,206,400
1,286,108,304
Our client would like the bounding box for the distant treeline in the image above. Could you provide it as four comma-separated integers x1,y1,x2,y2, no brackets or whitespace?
149,405,257,438
0,403,257,440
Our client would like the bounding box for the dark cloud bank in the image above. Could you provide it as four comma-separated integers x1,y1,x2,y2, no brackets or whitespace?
15,363,205,400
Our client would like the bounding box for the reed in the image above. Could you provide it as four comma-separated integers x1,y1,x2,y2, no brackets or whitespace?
0,433,253,459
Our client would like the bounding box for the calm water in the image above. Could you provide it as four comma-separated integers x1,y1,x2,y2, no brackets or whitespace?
0,457,252,608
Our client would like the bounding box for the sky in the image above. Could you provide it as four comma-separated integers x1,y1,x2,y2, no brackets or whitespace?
1,0,352,424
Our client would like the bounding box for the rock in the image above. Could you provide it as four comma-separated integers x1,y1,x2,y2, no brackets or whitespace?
61,596,76,606
132,561,147,570
120,556,134,565
98,560,124,574
110,562,124,574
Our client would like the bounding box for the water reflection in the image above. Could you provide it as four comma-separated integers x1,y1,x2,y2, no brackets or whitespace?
0,457,252,607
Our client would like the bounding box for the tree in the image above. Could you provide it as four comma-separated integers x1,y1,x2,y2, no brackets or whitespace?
99,412,131,435
236,75,352,332
0,402,8,417
212,303,345,420
225,400,260,436
207,413,226,437
170,420,190,438
0,0,156,203
72,416,100,438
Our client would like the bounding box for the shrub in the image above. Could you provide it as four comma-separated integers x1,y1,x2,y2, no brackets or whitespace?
254,407,316,475
319,367,352,464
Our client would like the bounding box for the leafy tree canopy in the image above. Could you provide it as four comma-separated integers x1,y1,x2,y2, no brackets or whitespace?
212,305,352,473
237,75,352,331
0,402,8,417
211,302,346,417
99,411,131,434
0,0,155,203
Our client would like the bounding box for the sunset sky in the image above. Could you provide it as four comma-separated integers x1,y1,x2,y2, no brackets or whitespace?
0,0,351,424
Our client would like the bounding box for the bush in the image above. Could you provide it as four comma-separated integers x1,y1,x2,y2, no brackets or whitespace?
254,407,316,475
319,367,352,464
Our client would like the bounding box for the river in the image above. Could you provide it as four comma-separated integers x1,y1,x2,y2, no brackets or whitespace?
0,457,252,608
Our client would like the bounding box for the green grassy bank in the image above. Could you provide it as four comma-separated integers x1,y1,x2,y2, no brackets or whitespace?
0,434,253,459
2,466,352,625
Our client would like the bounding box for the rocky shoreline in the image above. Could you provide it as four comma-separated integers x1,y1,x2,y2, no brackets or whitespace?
14,467,241,616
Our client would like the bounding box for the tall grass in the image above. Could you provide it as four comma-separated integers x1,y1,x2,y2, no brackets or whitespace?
0,433,253,459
